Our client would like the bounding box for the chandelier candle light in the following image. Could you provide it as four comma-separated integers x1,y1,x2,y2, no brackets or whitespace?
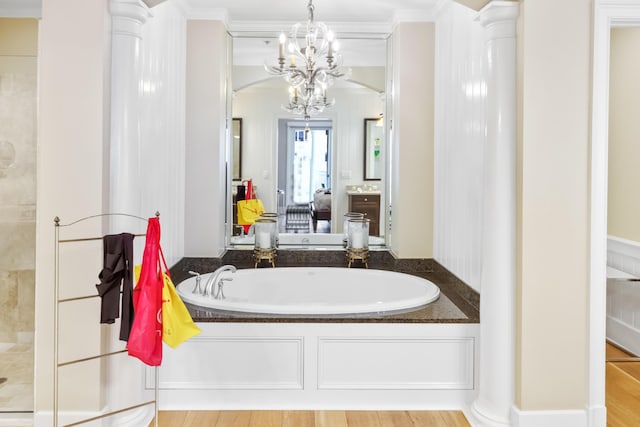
265,0,349,120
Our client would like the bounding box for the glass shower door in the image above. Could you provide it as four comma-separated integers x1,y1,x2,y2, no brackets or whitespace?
0,17,37,416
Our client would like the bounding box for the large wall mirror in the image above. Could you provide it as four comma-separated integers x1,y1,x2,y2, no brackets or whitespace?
228,34,389,248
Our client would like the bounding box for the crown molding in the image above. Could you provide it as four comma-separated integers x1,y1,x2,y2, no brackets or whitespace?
393,8,438,24
184,4,228,23
0,0,41,18
227,20,392,38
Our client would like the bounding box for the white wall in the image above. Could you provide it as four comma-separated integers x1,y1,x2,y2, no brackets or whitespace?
36,0,110,415
433,2,485,290
517,0,591,411
608,28,640,243
389,22,435,259
184,20,229,256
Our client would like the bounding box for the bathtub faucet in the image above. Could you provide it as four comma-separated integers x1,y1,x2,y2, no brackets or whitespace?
188,271,202,295
203,265,237,298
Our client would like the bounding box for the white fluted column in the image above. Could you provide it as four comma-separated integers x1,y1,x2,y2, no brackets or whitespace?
109,0,150,226
106,2,154,425
470,2,519,426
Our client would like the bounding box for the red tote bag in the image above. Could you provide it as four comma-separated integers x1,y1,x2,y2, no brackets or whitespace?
127,217,163,366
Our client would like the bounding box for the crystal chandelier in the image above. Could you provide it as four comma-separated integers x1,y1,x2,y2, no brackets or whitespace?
265,0,348,120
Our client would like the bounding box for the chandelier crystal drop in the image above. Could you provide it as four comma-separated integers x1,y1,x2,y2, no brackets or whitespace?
265,0,349,120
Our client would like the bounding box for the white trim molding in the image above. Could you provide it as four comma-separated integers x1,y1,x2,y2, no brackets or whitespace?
607,235,640,277
607,317,640,356
0,413,32,427
110,0,152,39
33,406,153,427
511,406,588,427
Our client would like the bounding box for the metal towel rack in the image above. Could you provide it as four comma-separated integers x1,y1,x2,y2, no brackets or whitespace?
53,212,160,427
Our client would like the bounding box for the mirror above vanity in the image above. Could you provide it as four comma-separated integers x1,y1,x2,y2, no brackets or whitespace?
227,34,390,249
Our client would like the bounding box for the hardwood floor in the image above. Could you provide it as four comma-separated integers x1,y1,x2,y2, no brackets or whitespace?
150,410,471,427
607,342,640,427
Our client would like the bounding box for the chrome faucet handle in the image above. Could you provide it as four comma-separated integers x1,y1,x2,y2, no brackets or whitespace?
188,271,202,295
215,277,233,300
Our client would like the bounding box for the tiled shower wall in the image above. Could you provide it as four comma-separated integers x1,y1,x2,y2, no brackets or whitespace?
0,28,37,345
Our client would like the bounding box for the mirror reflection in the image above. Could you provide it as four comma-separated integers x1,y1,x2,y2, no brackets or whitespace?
232,118,242,180
229,35,388,248
364,116,384,181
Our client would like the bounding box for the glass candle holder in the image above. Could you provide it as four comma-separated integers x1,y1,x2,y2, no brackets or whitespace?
254,218,277,250
347,218,370,250
343,212,364,239
260,212,279,246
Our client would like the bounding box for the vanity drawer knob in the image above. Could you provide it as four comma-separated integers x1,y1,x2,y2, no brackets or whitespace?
363,198,368,201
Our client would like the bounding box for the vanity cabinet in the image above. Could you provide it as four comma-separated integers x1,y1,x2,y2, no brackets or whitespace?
348,193,380,236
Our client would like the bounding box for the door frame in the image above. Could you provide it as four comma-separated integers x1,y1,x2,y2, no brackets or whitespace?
590,1,640,425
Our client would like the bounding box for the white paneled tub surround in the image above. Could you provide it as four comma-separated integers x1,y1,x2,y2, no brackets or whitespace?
607,235,640,355
150,322,479,410
607,278,640,356
607,235,640,278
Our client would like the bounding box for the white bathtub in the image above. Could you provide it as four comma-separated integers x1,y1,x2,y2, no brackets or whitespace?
176,267,440,315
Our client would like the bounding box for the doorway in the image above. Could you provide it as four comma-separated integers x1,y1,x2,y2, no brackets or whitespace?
591,2,640,425
603,24,640,424
287,125,331,205
278,120,333,233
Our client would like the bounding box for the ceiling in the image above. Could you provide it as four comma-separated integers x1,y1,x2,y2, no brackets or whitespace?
0,0,492,22
0,0,490,68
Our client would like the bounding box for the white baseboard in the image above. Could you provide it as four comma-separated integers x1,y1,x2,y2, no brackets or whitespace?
607,235,640,277
34,406,153,427
511,406,587,427
587,405,607,427
607,316,640,356
0,412,32,427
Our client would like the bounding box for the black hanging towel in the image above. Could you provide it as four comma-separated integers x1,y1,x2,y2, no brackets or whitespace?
95,232,135,341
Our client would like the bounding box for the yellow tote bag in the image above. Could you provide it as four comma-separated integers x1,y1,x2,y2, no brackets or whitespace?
161,272,201,348
134,265,201,348
237,198,265,225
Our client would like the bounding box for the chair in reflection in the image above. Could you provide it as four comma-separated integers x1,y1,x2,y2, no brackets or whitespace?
311,188,331,232
285,204,311,232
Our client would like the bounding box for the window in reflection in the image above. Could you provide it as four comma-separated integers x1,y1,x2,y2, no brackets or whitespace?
290,127,330,204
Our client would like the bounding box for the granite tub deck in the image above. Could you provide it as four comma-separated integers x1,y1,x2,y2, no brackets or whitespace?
170,250,479,324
